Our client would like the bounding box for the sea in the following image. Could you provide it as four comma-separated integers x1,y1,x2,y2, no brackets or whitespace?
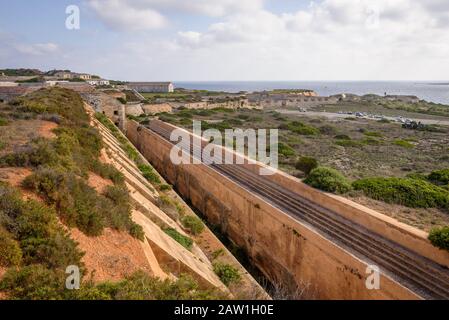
174,81,449,105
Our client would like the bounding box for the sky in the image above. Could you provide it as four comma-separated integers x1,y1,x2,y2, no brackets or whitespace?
1,0,449,81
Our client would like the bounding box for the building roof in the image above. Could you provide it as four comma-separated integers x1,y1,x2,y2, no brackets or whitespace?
127,82,173,86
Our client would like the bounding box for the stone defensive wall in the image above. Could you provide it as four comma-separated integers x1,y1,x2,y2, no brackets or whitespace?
125,119,434,300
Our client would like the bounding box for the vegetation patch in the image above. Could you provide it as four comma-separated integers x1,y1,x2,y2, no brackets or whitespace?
428,227,449,251
277,142,296,157
304,167,352,194
212,263,241,286
295,156,318,175
393,139,414,149
181,215,205,235
279,121,320,136
352,177,449,209
163,228,193,250
428,169,449,186
138,164,161,185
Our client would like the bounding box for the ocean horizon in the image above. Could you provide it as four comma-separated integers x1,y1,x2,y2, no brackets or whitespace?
173,81,449,105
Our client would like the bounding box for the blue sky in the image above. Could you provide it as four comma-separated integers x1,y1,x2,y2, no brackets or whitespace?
1,0,449,81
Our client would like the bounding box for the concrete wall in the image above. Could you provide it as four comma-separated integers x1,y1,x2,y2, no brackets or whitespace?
142,103,173,115
126,120,421,300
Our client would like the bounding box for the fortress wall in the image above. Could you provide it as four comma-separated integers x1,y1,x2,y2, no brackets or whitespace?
126,120,419,300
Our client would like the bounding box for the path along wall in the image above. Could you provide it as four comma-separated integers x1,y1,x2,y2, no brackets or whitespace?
126,120,421,300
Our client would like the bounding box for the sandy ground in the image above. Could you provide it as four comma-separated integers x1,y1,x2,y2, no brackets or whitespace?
87,172,113,194
37,120,58,139
0,167,40,201
71,227,153,283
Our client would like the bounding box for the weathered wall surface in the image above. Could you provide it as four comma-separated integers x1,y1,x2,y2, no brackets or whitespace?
126,120,420,300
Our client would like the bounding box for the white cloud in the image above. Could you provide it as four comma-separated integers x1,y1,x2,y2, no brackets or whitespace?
14,42,59,56
88,0,167,31
87,0,264,31
163,0,449,80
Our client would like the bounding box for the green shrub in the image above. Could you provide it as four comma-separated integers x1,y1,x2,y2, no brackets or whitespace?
278,142,296,157
428,227,449,251
295,156,318,175
163,228,193,250
279,121,320,136
181,215,205,235
0,140,5,151
394,139,414,149
138,164,161,185
364,131,383,138
213,263,241,286
0,265,66,300
90,160,125,185
0,183,84,272
0,117,9,126
335,139,362,148
158,184,172,192
93,271,224,300
304,167,352,194
23,169,138,238
0,227,22,267
361,137,382,145
352,177,449,208
428,169,449,185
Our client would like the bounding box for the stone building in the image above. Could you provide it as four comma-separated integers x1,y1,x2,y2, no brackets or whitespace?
127,82,174,93
248,92,338,110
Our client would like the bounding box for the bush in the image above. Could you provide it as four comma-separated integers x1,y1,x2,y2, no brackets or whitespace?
213,263,241,286
23,169,139,238
0,265,66,300
278,142,296,157
335,139,361,148
352,177,449,208
181,215,205,235
93,271,224,300
394,139,414,149
0,117,9,126
279,121,319,136
0,183,84,271
138,164,161,185
428,227,449,251
362,137,382,145
163,228,193,250
0,227,22,267
363,131,383,137
304,167,352,194
158,184,172,192
90,160,125,185
295,157,318,175
428,169,449,185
